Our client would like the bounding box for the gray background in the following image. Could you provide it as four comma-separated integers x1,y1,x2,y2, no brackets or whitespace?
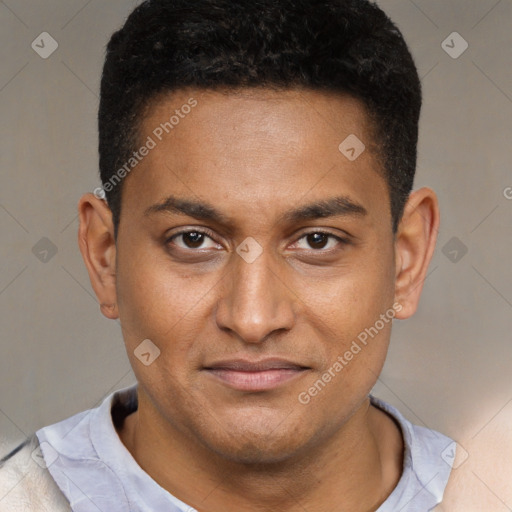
1,0,511,503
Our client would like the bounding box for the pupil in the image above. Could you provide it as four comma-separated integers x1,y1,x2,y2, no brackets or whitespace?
184,232,204,248
308,233,328,249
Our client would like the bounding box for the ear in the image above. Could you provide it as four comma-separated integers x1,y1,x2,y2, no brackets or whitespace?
393,187,440,319
77,193,119,319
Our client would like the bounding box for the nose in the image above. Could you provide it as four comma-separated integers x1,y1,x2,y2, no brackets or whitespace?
215,248,296,344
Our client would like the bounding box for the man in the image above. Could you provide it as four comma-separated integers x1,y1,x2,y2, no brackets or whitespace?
0,0,455,510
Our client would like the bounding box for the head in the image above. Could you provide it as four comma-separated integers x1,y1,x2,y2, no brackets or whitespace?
79,0,439,464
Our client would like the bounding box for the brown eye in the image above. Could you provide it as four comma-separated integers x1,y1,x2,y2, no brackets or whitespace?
294,231,347,251
181,232,205,249
167,229,219,251
306,233,329,249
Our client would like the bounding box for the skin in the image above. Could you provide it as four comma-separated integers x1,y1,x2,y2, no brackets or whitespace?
433,406,512,511
78,88,440,511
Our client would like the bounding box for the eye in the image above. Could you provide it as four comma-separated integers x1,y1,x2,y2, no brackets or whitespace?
293,231,348,251
167,229,220,250
165,229,349,254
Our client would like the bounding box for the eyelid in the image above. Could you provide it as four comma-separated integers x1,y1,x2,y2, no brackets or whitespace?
296,228,351,242
290,229,351,251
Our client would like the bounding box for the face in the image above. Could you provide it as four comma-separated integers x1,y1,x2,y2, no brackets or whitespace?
112,88,399,463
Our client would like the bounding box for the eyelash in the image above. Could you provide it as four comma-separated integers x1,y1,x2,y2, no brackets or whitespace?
165,228,350,253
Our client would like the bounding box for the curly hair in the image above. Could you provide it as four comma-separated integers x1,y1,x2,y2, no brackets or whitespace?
99,0,422,236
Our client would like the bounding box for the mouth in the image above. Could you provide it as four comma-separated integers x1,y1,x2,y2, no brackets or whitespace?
202,358,311,392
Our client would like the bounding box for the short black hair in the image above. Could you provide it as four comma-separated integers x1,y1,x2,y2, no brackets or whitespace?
99,0,421,237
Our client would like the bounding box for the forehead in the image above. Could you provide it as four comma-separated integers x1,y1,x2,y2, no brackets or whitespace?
121,87,390,231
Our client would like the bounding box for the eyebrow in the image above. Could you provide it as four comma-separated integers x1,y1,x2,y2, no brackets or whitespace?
144,194,368,226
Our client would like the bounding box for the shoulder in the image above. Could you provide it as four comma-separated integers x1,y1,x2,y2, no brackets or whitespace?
432,444,498,512
370,395,454,510
433,398,512,511
0,435,71,512
433,424,512,511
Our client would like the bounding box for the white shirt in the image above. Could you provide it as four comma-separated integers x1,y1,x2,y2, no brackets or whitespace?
35,384,454,511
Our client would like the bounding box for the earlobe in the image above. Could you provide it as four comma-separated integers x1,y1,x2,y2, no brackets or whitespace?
77,193,119,320
393,188,440,320
100,302,119,318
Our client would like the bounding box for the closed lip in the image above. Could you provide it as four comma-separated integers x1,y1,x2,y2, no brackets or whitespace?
203,357,310,391
203,358,310,372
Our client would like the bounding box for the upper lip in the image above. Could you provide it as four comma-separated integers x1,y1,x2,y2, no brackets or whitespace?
204,358,309,372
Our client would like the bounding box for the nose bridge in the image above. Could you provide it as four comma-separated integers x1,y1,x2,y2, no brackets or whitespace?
215,246,295,343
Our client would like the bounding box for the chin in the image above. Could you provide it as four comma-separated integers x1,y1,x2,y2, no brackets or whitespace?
209,437,305,466
194,419,313,466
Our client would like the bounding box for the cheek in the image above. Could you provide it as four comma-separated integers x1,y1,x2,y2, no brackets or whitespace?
299,295,394,416
115,242,211,350
115,257,209,394
314,260,395,337
306,245,396,377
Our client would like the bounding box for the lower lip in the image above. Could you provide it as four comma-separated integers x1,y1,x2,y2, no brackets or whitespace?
204,368,308,391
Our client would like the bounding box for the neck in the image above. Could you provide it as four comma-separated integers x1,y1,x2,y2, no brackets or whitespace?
119,392,403,512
